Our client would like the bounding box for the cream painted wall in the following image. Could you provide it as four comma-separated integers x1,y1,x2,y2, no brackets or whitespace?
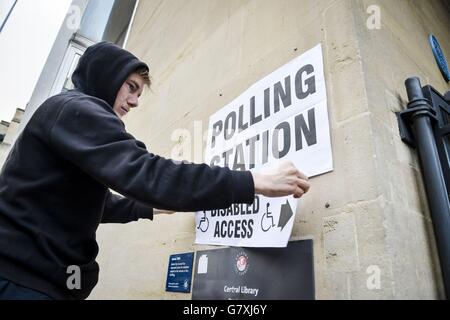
90,0,450,299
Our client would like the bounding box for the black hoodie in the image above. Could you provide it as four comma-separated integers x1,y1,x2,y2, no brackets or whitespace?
0,42,255,299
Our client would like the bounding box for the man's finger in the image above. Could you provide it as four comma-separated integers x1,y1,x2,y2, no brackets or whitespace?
294,187,305,198
297,178,310,193
296,170,309,181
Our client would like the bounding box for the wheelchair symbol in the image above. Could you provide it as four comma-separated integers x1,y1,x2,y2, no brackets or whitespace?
197,211,209,232
261,203,275,232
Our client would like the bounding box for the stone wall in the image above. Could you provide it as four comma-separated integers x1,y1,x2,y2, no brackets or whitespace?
90,0,450,299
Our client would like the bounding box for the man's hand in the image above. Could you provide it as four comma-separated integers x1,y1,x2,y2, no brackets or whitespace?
252,161,310,199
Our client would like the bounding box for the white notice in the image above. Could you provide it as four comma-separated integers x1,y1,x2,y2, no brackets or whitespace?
195,44,333,247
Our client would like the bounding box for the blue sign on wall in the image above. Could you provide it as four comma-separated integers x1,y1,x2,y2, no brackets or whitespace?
166,252,194,293
429,34,450,82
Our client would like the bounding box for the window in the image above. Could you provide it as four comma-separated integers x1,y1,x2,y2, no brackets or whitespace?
50,0,139,95
50,38,89,96
78,0,138,47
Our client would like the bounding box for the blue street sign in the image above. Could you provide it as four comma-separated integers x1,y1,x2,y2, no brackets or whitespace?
166,252,194,293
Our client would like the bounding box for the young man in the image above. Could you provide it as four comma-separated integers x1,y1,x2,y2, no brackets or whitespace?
0,42,310,300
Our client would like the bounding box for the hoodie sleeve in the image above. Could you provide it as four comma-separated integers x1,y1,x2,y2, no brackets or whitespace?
49,98,255,212
101,192,153,224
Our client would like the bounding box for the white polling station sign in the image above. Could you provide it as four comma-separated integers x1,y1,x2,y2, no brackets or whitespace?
195,44,332,247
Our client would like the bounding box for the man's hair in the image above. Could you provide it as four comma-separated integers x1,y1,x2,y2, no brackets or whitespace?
136,67,151,87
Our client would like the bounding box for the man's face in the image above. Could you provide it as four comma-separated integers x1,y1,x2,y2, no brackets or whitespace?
113,73,145,118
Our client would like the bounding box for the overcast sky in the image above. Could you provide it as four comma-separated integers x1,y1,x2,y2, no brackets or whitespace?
0,0,72,122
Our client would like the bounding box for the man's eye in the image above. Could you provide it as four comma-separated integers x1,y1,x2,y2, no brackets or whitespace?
128,83,136,92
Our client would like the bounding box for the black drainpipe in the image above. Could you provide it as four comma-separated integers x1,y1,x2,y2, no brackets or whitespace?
399,77,450,298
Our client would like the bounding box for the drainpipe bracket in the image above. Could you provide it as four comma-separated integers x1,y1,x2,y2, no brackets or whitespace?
397,103,437,148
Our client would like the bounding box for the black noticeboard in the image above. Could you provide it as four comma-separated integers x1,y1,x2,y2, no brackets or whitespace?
192,239,315,300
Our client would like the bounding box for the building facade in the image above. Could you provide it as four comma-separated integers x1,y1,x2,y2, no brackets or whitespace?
6,0,450,299
0,108,24,167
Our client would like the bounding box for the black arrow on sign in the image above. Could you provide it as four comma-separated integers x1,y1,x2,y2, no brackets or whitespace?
278,200,294,231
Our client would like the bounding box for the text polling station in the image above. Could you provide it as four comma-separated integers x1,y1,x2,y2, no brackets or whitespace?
195,44,333,247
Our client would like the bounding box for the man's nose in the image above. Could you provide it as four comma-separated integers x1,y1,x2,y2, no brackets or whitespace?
128,95,139,108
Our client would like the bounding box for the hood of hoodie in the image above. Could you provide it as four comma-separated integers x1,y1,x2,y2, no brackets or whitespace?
71,42,149,107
